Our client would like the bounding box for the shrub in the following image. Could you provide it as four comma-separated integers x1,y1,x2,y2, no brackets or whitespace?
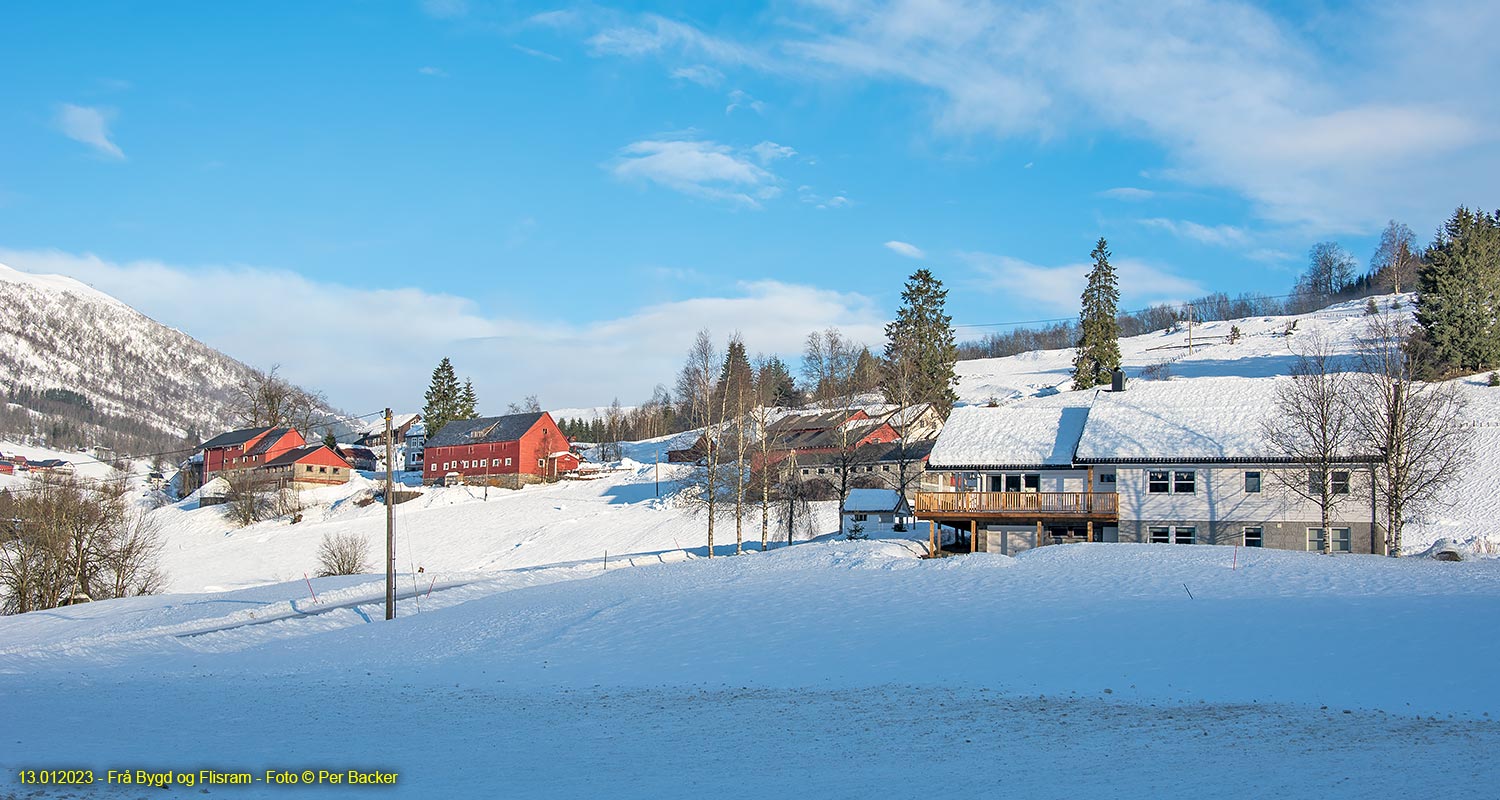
1364,297,1378,315
1489,372,1499,387
316,532,371,577
1141,360,1173,381
1228,325,1242,344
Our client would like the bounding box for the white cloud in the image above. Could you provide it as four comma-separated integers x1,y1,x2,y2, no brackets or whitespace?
1099,187,1155,201
417,66,448,77
609,138,785,208
884,240,926,259
962,252,1204,314
575,2,1500,233
725,89,766,115
0,248,885,411
671,65,724,87
1138,218,1250,248
56,104,124,160
749,141,795,164
512,44,562,62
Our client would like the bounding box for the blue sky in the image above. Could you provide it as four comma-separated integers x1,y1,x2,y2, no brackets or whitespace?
1,1,1495,412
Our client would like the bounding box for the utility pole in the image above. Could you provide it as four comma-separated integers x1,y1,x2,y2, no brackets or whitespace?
655,449,660,497
384,407,395,621
1186,303,1195,354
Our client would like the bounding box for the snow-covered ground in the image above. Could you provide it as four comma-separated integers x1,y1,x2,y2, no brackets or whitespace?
2,542,1497,798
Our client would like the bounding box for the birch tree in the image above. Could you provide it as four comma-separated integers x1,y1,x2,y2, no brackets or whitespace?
1262,335,1359,554
1353,314,1472,556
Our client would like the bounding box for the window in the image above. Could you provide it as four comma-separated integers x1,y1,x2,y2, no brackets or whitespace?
1307,527,1353,553
332,468,340,474
1243,526,1263,547
319,466,327,473
1148,471,1170,493
1149,525,1195,544
1309,469,1350,495
852,513,868,522
1331,470,1350,494
480,459,488,468
305,465,313,473
1023,474,1040,493
505,458,512,467
1244,471,1262,493
1098,472,1116,485
538,458,545,468
1174,471,1196,494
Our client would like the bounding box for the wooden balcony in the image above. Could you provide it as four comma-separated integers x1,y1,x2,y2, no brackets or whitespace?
914,491,1119,520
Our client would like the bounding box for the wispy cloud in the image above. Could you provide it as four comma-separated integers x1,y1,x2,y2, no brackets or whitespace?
671,65,724,88
571,2,1500,233
1099,187,1155,201
749,141,795,164
1138,218,1250,248
0,249,884,409
797,185,850,210
417,65,448,77
609,138,785,208
962,252,1204,314
56,104,124,160
512,44,561,62
884,241,926,259
725,89,765,115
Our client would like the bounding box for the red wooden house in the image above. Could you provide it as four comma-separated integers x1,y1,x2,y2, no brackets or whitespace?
198,427,305,479
752,411,901,471
423,412,573,486
261,445,354,487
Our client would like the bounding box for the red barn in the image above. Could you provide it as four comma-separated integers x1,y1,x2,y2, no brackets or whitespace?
423,412,571,487
261,445,354,487
199,427,305,479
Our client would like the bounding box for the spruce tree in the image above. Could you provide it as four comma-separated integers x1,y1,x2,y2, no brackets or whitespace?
715,337,755,412
756,356,799,407
882,269,959,415
458,379,479,420
1072,238,1122,390
422,357,461,439
1416,207,1500,373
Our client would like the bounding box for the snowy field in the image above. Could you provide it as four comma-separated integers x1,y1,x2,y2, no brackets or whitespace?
2,542,1497,798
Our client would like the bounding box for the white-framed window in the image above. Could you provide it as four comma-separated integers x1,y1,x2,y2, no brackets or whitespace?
1174,471,1196,494
1309,470,1352,495
1331,470,1350,494
1243,526,1263,547
480,459,488,468
505,458,512,467
1148,471,1170,493
1307,527,1352,553
319,466,327,473
538,458,545,468
1244,471,1262,493
852,513,868,522
1149,525,1196,544
305,465,314,472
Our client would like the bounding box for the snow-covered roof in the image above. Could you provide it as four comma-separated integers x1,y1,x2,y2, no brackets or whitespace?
928,404,1090,468
844,488,907,513
360,413,419,437
1073,378,1282,462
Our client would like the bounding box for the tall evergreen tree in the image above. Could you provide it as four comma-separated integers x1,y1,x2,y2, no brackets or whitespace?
458,379,478,420
422,357,461,439
1416,207,1500,373
757,356,800,407
715,337,755,412
1072,238,1122,390
882,269,959,415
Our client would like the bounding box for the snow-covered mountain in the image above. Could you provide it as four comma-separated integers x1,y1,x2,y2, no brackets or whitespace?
0,262,271,454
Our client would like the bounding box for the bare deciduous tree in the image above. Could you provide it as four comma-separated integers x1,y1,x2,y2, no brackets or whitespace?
1263,334,1361,554
1353,314,1472,556
677,330,731,558
234,365,328,433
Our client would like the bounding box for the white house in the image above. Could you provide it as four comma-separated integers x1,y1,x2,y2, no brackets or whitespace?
918,377,1382,555
843,488,913,534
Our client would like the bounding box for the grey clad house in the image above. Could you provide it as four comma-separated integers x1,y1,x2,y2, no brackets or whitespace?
917,376,1383,555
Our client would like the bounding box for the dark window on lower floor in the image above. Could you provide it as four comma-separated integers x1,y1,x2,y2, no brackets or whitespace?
1243,526,1263,547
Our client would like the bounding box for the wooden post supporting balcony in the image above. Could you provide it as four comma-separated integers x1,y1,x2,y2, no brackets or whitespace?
1087,520,1094,543
970,520,977,553
928,520,936,558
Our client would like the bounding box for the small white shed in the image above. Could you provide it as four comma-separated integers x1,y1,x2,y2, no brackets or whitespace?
843,488,912,533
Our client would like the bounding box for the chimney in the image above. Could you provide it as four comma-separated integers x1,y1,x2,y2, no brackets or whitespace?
1110,368,1126,392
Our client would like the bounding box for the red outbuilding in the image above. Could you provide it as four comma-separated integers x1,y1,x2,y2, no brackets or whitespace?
198,427,305,479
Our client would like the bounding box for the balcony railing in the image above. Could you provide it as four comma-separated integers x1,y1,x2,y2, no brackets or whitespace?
914,491,1119,517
